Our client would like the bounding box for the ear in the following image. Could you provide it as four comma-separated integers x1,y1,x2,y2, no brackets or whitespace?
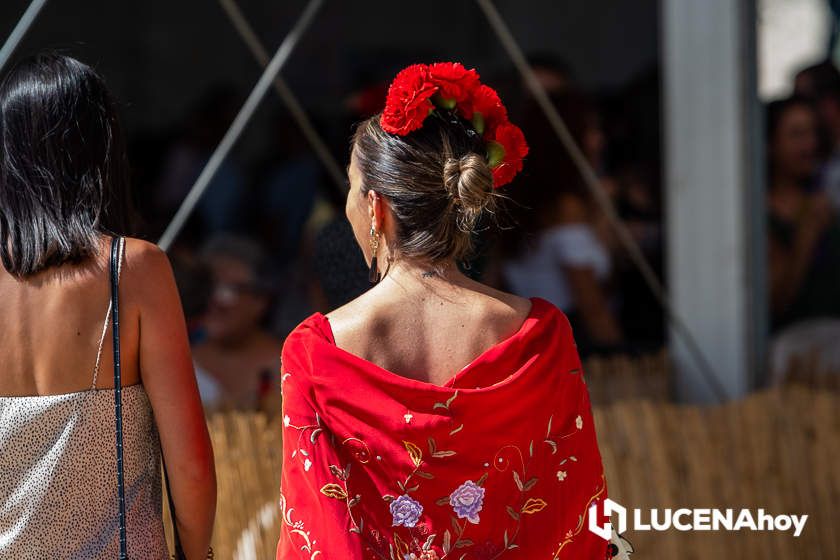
367,190,384,231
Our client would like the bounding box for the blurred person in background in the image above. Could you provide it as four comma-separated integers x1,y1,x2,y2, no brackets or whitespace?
795,60,840,211
794,59,840,100
0,53,215,558
500,92,624,355
169,249,213,342
193,235,281,414
766,95,840,380
766,96,840,330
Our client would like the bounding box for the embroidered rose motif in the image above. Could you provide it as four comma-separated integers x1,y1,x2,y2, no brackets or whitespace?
557,470,567,482
449,480,485,524
576,415,583,430
390,494,423,527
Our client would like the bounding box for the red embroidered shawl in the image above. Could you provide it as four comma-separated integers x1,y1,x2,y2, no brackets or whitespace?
277,298,609,559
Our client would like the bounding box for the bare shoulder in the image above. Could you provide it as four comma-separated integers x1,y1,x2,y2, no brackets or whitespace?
324,289,378,340
467,279,533,320
483,292,533,332
119,237,178,306
123,237,171,272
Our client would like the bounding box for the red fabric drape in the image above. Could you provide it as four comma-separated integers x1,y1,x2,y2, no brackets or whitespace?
277,298,609,559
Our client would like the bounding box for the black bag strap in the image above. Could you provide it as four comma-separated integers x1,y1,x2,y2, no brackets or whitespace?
110,236,128,559
110,236,193,560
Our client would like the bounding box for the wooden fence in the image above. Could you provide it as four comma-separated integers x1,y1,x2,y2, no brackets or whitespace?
179,370,839,558
595,385,839,559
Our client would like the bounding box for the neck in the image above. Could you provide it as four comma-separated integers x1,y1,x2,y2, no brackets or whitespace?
382,258,469,291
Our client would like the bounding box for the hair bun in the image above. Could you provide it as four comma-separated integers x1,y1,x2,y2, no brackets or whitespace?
443,153,493,228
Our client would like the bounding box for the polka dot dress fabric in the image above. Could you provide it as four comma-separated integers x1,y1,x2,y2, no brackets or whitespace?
0,385,167,559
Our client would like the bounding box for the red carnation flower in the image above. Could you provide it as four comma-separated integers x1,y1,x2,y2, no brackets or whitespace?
380,64,438,136
469,84,508,135
428,62,480,111
490,122,529,188
380,63,528,186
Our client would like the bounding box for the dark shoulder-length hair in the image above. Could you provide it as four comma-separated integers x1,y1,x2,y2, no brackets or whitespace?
0,53,132,276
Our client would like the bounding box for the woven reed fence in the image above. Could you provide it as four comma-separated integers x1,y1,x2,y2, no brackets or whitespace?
782,351,840,392
171,371,839,558
164,412,285,559
582,351,670,405
597,385,839,559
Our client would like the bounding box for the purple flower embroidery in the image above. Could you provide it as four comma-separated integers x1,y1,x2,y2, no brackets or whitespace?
449,480,485,524
390,494,423,528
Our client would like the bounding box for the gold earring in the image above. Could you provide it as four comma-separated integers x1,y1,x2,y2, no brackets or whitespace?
369,226,382,284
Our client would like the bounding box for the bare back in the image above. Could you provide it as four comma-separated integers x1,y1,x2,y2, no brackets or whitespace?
0,236,142,396
327,269,532,386
0,235,216,556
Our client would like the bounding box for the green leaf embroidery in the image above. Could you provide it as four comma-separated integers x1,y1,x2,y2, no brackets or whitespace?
428,438,437,454
403,441,423,467
442,530,452,553
432,450,457,458
513,470,524,491
432,390,459,411
423,534,436,551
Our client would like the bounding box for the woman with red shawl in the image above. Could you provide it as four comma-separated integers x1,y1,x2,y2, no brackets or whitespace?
277,63,612,559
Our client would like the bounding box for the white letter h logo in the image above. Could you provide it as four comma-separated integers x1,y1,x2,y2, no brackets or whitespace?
589,498,627,540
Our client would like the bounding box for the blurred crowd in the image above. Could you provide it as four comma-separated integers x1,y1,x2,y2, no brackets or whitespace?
766,60,840,379
122,55,840,413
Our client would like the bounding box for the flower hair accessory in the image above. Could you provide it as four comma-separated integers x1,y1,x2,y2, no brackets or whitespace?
380,62,528,188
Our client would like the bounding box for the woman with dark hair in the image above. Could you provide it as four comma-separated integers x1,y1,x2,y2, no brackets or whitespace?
0,54,215,558
765,96,840,330
277,64,611,559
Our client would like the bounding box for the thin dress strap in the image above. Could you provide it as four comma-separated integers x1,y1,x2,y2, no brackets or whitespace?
91,237,126,390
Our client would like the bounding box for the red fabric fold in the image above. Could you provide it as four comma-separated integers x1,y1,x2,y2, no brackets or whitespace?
277,298,609,559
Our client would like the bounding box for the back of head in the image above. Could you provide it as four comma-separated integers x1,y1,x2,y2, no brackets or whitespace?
350,62,527,265
0,53,131,277
353,114,496,263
